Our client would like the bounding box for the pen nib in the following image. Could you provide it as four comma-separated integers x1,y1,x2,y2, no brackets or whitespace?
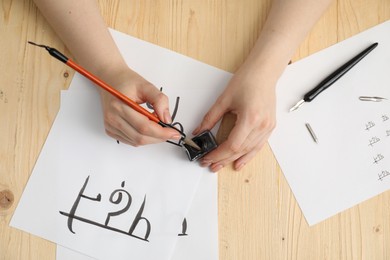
28,41,50,51
359,96,387,102
289,99,305,112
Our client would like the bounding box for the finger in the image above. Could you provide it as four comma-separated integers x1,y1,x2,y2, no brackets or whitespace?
193,96,229,136
232,147,261,171
234,134,270,171
205,129,268,172
202,114,253,164
121,106,181,141
105,119,158,146
105,114,169,146
104,122,149,147
139,84,172,124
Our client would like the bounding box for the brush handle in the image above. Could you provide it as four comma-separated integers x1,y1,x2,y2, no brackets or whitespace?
28,41,203,148
66,59,160,124
41,44,161,124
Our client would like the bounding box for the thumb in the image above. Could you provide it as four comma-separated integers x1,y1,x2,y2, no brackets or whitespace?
193,98,228,135
140,84,172,124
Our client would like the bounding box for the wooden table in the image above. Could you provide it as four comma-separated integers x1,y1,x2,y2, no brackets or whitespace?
1,1,389,259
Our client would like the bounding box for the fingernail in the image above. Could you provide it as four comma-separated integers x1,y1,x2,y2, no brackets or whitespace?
201,158,212,164
172,134,182,140
200,162,211,168
164,110,172,124
200,158,212,167
211,164,223,172
236,163,245,171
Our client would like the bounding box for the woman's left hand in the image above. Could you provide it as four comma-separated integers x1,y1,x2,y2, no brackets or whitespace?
193,64,277,172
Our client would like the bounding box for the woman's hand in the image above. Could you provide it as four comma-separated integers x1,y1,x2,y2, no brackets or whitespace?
193,64,277,172
191,0,333,172
32,0,332,161
99,69,182,146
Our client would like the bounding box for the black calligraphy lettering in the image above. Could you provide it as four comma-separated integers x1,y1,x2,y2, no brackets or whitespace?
59,177,151,242
365,121,375,131
105,181,132,226
374,154,384,164
378,170,390,181
138,87,185,147
178,218,188,236
165,95,185,147
59,176,101,234
363,114,389,182
368,136,380,146
128,195,151,241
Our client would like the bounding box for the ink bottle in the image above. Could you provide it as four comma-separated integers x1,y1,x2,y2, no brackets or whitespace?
183,130,218,161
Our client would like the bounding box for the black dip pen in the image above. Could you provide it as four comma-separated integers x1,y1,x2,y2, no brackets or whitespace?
289,42,378,112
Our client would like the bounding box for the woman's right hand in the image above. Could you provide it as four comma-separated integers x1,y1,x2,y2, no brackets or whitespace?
98,68,182,146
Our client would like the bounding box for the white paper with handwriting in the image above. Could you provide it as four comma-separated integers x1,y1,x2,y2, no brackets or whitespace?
11,29,228,260
56,157,218,260
269,20,390,226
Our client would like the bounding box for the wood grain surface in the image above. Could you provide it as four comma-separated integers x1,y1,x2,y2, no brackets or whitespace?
1,0,389,259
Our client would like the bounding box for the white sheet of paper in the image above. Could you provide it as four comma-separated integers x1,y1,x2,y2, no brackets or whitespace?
11,29,229,260
269,20,390,226
56,164,218,260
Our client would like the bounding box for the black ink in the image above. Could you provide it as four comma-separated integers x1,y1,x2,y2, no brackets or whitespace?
105,181,132,226
59,211,149,239
378,170,390,181
145,87,181,126
171,96,180,122
61,176,102,234
128,195,151,241
368,136,380,146
374,154,384,164
183,131,218,161
59,176,151,242
178,218,188,236
363,114,389,182
165,96,186,147
365,121,375,131
144,87,186,147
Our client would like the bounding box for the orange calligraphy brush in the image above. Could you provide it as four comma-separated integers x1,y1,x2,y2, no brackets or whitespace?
28,41,200,150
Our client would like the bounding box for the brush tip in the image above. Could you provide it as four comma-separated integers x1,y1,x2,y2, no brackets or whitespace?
184,137,201,150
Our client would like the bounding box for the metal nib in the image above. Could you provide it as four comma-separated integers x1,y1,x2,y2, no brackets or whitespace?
289,99,305,112
359,96,387,102
183,137,201,150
